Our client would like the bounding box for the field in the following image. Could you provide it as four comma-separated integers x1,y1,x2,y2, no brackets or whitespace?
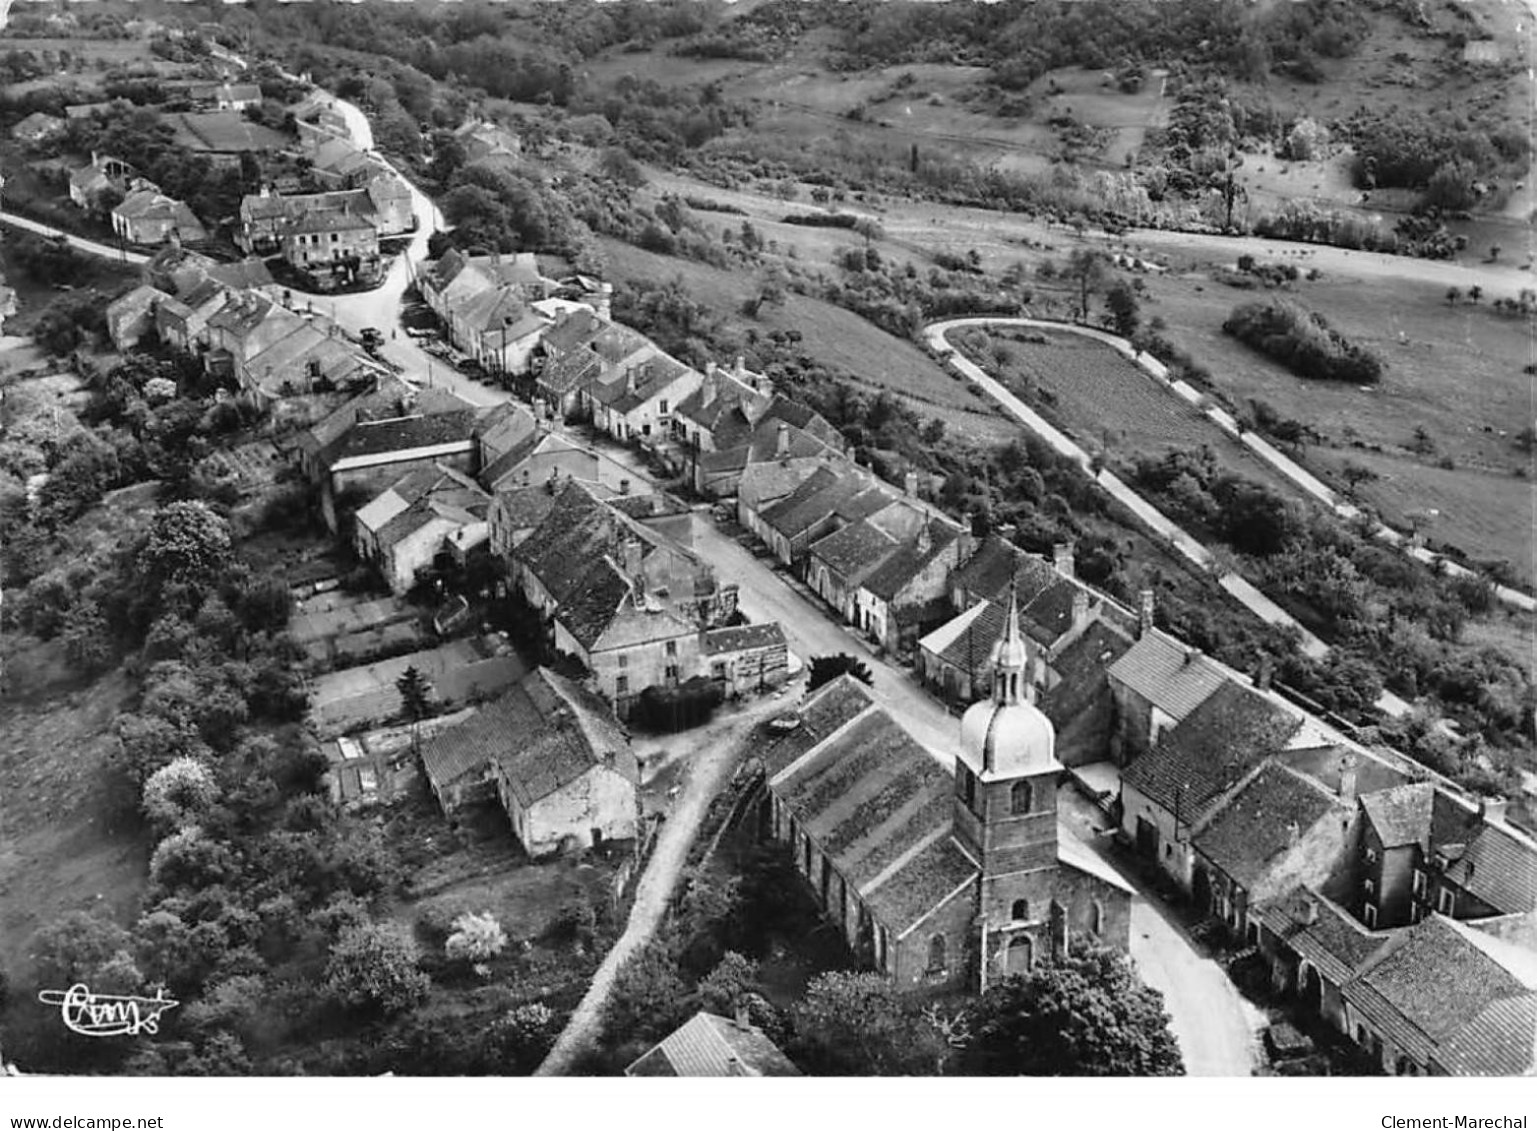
597,236,1017,447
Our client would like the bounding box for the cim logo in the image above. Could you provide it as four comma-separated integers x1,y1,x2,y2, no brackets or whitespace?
37,984,179,1038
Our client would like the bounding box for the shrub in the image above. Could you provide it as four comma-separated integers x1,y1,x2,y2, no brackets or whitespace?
1222,300,1384,384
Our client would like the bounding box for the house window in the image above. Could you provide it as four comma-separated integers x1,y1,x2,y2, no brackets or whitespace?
926,934,948,976
1412,869,1426,898
1363,879,1374,896
615,675,629,696
1363,904,1377,928
1364,847,1377,864
659,399,668,415
1011,899,1029,922
712,661,726,679
665,664,680,683
617,654,628,669
1437,888,1455,916
1011,781,1033,815
665,641,677,656
1091,900,1104,936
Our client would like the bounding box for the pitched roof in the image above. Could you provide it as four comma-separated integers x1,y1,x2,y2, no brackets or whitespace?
808,518,900,583
625,1011,801,1077
1360,783,1435,850
1106,629,1229,721
491,484,557,534
861,521,960,602
1193,764,1346,890
951,533,1059,605
1122,679,1304,822
598,354,698,415
514,482,615,606
767,678,978,938
555,560,633,651
320,409,478,469
419,667,635,807
1254,887,1389,986
702,623,787,655
1443,819,1537,915
1038,618,1134,724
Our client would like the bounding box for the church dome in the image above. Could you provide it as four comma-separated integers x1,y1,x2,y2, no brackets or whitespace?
956,584,1062,780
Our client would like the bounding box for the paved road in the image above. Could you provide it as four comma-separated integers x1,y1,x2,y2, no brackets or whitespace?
0,211,148,265
690,520,963,763
534,699,778,1076
1058,787,1265,1077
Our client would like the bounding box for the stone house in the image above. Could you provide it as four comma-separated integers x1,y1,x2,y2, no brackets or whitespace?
1104,617,1230,765
700,623,790,697
353,465,491,595
105,285,162,351
589,353,704,446
280,208,381,291
111,189,207,246
315,409,479,532
853,517,963,656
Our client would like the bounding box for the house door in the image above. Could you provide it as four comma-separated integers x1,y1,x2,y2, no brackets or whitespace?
1193,868,1213,916
1136,816,1160,859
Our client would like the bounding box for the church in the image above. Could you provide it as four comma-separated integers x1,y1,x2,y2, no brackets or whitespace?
757,589,1134,992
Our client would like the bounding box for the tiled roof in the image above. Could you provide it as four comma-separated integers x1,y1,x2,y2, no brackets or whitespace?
1360,783,1435,850
769,683,978,937
702,623,786,655
539,308,606,355
321,409,478,469
1254,887,1388,987
1122,680,1303,822
597,353,696,415
808,519,900,583
736,457,830,511
625,1011,800,1077
758,398,844,451
286,208,374,235
762,473,887,543
1039,619,1134,725
1193,764,1346,890
952,534,1059,605
495,668,636,809
1106,630,1229,722
539,349,602,397
492,484,557,534
1347,914,1537,1074
1443,820,1537,915
861,522,960,602
1020,579,1080,646
555,560,633,651
515,482,614,606
757,674,876,779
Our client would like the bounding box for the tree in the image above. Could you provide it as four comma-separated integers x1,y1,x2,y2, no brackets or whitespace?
1468,285,1482,304
806,653,874,693
445,911,508,965
605,939,691,1043
325,923,429,1016
1421,159,1477,213
142,756,218,830
30,912,140,991
1341,462,1378,493
142,501,232,593
1063,249,1107,322
60,599,112,674
963,946,1183,1075
789,971,948,1075
396,665,431,721
1446,287,1461,306
1104,280,1140,338
697,951,760,1015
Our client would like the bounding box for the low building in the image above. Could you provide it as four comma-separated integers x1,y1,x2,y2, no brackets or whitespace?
701,622,790,697
418,668,639,858
316,408,480,532
625,1011,801,1077
105,284,162,351
111,189,207,246
68,152,138,210
1105,617,1230,765
353,465,491,595
454,118,521,164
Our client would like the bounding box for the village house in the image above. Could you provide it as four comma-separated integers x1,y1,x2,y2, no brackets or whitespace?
1105,608,1231,764
238,182,413,254
454,118,521,164
353,465,491,595
626,1011,801,1077
700,623,791,698
671,360,772,455
294,377,472,483
757,595,1132,992
111,189,207,246
1254,891,1537,1075
68,152,142,210
280,208,382,291
314,408,480,532
482,430,642,499
749,466,893,572
587,352,704,446
853,514,963,657
418,667,639,857
105,284,162,351
184,81,263,112
694,402,844,499
534,310,652,421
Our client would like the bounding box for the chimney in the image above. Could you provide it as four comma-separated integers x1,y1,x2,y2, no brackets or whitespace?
957,513,976,566
702,373,718,408
625,367,637,396
1298,895,1319,925
1477,799,1510,824
259,183,270,198
1183,647,1198,667
1138,589,1155,638
1254,653,1274,692
917,522,932,556
1053,541,1074,579
734,1001,751,1030
1286,821,1301,848
622,537,644,585
1071,587,1089,627
775,421,788,458
705,359,718,379
996,522,1017,542
597,282,613,321
1337,757,1357,804
903,469,919,498
734,354,746,378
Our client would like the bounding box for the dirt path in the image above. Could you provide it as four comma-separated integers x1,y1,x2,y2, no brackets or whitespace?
533,701,777,1076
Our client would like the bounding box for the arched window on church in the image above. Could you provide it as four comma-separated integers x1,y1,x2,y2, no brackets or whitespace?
1011,780,1032,815
1009,933,1034,971
1011,899,1029,922
1090,900,1104,937
926,934,948,976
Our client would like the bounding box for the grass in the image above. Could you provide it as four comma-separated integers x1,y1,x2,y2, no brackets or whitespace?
597,235,1017,448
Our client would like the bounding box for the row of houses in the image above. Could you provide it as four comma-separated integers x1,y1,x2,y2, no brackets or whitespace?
879,520,1537,1074
106,242,392,404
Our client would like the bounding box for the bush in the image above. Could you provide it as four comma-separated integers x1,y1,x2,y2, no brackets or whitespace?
1222,300,1384,384
325,923,429,1016
629,676,724,732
